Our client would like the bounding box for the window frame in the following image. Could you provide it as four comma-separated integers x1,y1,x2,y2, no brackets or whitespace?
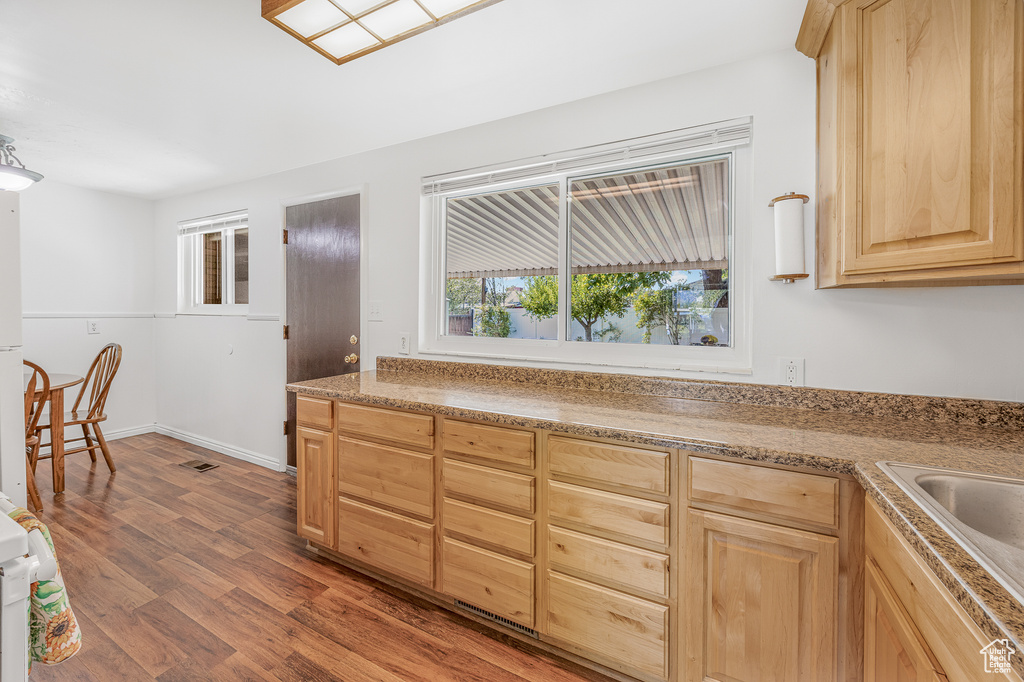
177,210,250,316
420,124,754,374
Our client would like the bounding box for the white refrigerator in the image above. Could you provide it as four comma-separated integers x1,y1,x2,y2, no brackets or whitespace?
0,188,32,681
0,189,26,506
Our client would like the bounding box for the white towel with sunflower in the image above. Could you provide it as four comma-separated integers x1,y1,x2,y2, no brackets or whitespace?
6,507,82,671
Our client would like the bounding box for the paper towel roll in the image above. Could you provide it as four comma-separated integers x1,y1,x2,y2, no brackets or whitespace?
772,194,806,276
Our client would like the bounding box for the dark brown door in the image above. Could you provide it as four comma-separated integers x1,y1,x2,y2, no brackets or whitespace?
286,194,360,467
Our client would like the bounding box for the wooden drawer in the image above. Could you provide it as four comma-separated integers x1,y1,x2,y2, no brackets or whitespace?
548,526,668,598
443,459,535,514
443,420,535,468
689,457,839,529
443,499,534,557
546,571,668,681
336,497,434,587
442,538,534,628
548,480,669,547
548,436,668,495
296,395,333,430
336,402,434,450
338,438,434,519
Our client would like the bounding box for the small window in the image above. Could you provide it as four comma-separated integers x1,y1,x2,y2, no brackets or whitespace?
178,211,249,313
423,119,751,373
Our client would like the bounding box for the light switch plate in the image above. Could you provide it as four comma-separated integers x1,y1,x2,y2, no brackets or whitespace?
368,300,384,322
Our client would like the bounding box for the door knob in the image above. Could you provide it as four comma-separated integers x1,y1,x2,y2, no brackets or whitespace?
345,354,359,364
350,335,358,345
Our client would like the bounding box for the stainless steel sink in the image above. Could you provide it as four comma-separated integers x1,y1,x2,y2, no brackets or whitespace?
878,462,1024,604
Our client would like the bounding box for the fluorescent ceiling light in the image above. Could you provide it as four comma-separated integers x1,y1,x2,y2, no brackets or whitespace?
417,0,480,17
359,0,431,40
312,21,380,58
276,0,348,37
335,0,385,16
264,0,504,65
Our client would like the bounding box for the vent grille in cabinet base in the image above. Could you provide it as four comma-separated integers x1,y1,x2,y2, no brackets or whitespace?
454,600,538,638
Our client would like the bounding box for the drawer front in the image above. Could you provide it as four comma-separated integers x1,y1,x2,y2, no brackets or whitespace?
336,497,434,587
338,438,434,519
443,420,535,468
336,402,434,450
548,436,669,495
296,395,333,430
444,459,535,514
546,571,668,680
443,499,535,557
689,457,839,529
548,526,669,598
442,538,534,628
548,480,669,547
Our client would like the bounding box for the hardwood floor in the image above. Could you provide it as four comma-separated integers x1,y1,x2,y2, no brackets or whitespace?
27,433,612,682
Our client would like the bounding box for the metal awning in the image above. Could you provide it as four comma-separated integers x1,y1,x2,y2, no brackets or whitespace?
445,158,729,279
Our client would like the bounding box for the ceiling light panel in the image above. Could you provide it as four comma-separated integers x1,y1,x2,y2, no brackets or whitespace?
417,0,481,18
359,0,432,40
276,0,348,37
312,21,380,58
264,0,504,65
334,0,386,16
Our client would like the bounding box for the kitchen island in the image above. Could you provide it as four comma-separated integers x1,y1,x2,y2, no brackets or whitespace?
288,357,1024,682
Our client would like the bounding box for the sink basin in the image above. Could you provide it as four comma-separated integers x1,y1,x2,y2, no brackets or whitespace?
878,462,1024,604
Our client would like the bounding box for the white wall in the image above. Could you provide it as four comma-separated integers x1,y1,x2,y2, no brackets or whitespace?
146,48,1024,467
20,181,157,436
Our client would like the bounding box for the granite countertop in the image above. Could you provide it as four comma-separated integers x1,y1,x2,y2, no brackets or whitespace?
289,365,1024,673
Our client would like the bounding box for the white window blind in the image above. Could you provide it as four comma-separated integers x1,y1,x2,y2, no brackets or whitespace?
177,210,248,236
422,117,751,196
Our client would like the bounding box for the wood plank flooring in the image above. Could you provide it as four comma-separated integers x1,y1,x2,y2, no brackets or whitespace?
28,433,612,682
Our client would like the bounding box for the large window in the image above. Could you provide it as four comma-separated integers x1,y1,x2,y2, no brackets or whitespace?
177,210,249,314
422,119,752,372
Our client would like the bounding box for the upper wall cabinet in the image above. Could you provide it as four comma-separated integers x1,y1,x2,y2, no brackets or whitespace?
798,0,1024,287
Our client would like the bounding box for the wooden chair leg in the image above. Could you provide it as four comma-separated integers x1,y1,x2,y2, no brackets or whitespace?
82,424,97,463
93,423,116,473
26,454,43,513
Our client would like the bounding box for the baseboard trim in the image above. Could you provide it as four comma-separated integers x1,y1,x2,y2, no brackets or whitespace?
153,425,284,472
285,465,297,477
104,424,158,441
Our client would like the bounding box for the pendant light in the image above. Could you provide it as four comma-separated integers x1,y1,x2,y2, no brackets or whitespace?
0,134,44,191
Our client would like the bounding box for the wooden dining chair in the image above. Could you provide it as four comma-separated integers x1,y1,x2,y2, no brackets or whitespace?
36,343,123,474
23,361,49,512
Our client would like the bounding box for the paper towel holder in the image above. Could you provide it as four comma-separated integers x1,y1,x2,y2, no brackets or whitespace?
768,192,810,283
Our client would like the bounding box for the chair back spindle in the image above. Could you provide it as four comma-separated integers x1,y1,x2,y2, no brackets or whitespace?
71,343,122,421
23,361,50,440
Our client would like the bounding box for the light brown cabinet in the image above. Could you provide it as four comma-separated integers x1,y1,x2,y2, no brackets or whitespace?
864,558,946,682
295,425,335,547
864,499,1023,682
800,0,1024,287
439,419,538,628
684,510,838,682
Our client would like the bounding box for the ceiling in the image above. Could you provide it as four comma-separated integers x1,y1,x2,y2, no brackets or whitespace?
0,0,806,200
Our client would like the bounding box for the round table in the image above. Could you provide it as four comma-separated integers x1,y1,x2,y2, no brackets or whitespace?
24,370,84,494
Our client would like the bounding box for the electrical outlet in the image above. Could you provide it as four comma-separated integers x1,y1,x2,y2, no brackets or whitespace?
399,332,411,355
86,319,99,335
368,300,384,322
779,357,805,387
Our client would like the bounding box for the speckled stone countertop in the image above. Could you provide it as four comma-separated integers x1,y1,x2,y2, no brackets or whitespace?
289,360,1024,675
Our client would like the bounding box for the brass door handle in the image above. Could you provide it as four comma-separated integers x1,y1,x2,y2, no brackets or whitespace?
345,354,359,364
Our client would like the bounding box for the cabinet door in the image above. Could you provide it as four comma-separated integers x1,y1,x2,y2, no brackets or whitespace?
840,0,1023,275
865,559,947,682
685,510,838,682
296,426,335,547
